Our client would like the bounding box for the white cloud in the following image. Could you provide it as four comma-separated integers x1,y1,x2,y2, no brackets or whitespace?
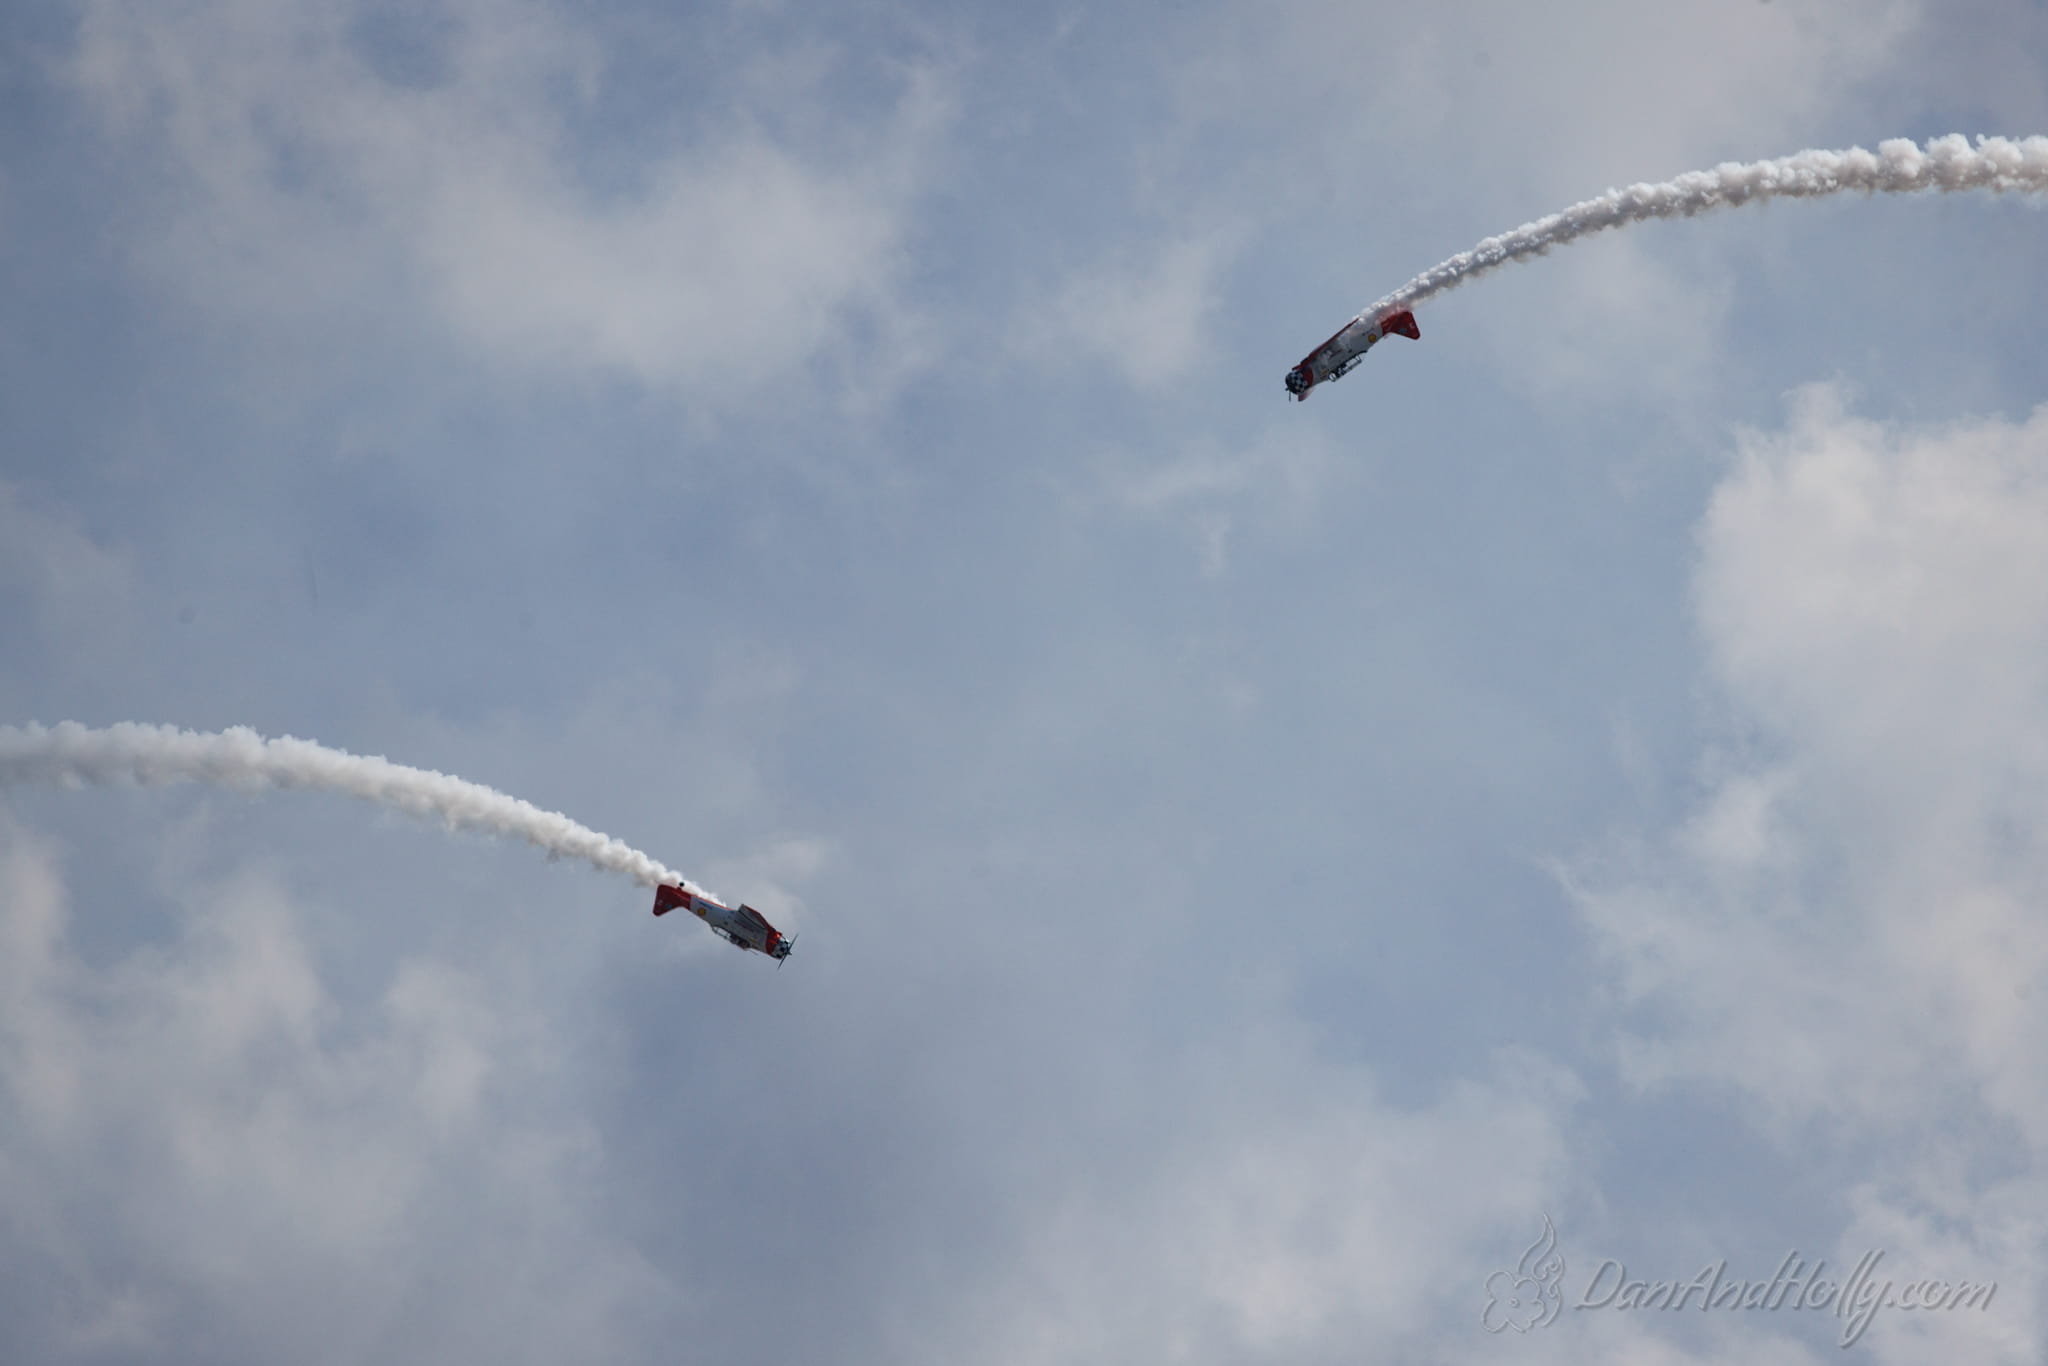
1835,1174,2043,1364
66,0,950,403
0,821,667,1364
933,1043,1583,1364
1564,387,2048,1359
1189,0,1920,202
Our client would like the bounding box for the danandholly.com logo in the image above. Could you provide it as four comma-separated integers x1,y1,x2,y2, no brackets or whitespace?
1481,1215,1566,1333
1481,1216,1996,1348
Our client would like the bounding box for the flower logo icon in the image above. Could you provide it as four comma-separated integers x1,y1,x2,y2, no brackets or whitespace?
1483,1214,1565,1333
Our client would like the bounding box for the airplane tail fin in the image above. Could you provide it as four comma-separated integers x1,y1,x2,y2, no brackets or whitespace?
652,884,688,917
1383,310,1421,340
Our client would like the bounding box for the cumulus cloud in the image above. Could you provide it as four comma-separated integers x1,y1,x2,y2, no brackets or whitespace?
927,1043,1583,1364
0,822,668,1365
0,803,1602,1366
1563,386,2048,1358
65,0,949,401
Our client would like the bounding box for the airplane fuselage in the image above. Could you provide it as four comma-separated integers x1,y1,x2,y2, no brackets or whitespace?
1285,309,1420,400
653,884,793,959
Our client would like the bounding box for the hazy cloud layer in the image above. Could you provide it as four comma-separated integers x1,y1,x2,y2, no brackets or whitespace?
68,0,949,402
5,0,2048,1361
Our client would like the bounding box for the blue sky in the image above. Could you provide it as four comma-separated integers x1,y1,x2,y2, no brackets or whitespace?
4,1,2048,1361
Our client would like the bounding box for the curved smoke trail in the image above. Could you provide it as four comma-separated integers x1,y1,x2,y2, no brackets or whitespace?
1363,134,2048,320
0,721,692,892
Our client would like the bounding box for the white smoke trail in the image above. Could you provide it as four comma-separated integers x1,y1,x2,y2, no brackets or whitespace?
0,721,693,892
1364,134,2048,320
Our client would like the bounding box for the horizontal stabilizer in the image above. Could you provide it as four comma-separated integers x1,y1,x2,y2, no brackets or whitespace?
1382,310,1420,340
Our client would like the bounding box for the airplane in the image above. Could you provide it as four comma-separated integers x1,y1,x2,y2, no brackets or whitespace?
1284,308,1420,400
653,883,795,962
